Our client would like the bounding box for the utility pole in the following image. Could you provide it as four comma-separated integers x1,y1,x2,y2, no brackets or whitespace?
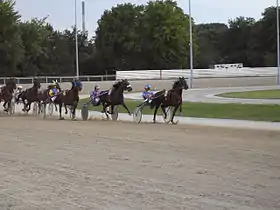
75,0,79,77
188,0,194,88
277,0,280,85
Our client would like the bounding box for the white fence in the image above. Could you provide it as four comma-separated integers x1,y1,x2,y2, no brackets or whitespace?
0,67,277,84
116,67,277,80
0,75,116,85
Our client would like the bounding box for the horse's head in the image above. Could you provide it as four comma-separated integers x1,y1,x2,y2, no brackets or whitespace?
172,77,188,90
121,79,132,92
71,80,83,92
6,78,17,91
33,79,41,90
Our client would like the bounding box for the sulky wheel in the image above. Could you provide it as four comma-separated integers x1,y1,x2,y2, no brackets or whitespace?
32,102,38,115
42,103,47,120
48,103,54,116
81,104,89,121
133,106,143,124
9,99,15,115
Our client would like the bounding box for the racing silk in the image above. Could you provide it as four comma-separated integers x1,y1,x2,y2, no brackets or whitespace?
90,90,101,99
49,88,60,97
142,90,154,100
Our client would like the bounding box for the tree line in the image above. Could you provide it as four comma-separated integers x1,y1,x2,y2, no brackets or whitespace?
0,0,278,77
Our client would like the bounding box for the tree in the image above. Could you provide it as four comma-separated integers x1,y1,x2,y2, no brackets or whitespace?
18,17,53,76
140,0,197,69
95,3,144,71
196,23,228,68
0,0,24,76
221,16,255,66
94,0,197,71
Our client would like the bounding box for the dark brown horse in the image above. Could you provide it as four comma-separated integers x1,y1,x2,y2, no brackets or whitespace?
99,79,133,118
150,77,188,124
19,79,41,113
47,80,82,120
0,78,17,113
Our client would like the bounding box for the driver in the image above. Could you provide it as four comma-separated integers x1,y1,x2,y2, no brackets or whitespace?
90,84,101,105
48,80,60,101
142,84,154,103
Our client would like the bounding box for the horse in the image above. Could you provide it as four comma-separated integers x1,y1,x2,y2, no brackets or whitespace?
0,78,17,113
19,79,41,113
52,80,83,120
99,79,133,118
150,77,188,124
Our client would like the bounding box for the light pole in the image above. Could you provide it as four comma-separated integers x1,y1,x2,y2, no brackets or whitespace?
75,0,79,77
277,0,280,85
188,0,194,88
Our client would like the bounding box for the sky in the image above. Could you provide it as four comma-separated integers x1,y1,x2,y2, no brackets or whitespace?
15,0,276,36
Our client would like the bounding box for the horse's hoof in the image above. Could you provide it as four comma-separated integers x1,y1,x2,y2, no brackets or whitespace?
152,120,156,124
59,117,64,120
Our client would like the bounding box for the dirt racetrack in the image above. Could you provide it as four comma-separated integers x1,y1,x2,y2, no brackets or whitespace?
1,116,280,210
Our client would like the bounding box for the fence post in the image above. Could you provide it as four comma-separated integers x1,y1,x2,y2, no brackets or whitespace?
160,70,162,80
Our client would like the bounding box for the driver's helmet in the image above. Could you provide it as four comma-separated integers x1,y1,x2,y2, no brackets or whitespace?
52,80,58,88
17,85,23,90
144,84,151,91
94,84,100,91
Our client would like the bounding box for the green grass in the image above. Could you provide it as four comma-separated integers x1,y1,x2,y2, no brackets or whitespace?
78,98,280,122
217,89,280,99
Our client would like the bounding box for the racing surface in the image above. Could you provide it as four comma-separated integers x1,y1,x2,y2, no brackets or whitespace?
1,116,280,210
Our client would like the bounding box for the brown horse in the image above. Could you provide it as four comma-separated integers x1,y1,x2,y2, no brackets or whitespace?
0,78,17,113
43,80,82,120
150,77,188,124
99,79,133,118
19,79,41,113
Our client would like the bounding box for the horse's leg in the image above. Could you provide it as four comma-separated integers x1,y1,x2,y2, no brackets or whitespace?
26,102,31,112
160,104,167,119
3,101,7,110
71,102,77,120
59,103,64,120
38,102,41,114
102,102,110,119
153,104,160,123
170,104,180,124
55,104,58,112
64,104,68,115
121,103,131,115
6,100,11,112
22,99,27,111
3,101,8,112
178,103,182,116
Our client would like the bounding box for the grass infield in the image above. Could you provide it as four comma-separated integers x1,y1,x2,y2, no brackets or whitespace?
217,89,280,99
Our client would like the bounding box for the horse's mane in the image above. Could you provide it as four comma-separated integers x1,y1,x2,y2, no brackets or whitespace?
172,79,180,89
112,80,122,89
